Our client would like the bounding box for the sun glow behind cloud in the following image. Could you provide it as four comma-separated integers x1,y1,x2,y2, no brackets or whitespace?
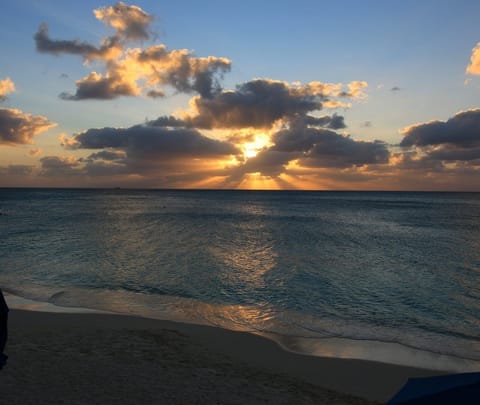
242,133,271,159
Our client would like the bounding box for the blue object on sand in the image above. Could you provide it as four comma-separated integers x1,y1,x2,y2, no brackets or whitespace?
387,372,480,404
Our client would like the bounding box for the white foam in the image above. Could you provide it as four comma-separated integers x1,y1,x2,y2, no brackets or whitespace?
264,333,480,372
4,293,112,314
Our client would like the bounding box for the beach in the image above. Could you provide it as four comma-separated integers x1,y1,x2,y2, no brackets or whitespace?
0,309,446,404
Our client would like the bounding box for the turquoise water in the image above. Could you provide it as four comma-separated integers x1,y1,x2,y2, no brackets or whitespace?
1,189,480,370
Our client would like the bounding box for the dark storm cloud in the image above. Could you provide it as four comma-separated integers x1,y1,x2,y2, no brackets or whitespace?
400,109,480,148
67,124,239,158
0,108,56,145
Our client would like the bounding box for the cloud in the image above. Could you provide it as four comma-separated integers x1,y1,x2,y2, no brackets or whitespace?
148,115,192,128
35,3,231,100
56,45,232,100
34,23,121,62
33,3,411,189
400,109,480,148
0,108,56,146
0,77,15,101
81,150,127,162
39,156,82,177
229,150,297,178
300,135,390,168
390,86,401,91
52,122,241,184
34,2,153,61
397,109,480,175
185,79,364,129
426,146,480,162
466,42,480,75
343,81,368,98
59,71,139,100
222,119,389,183
60,123,239,181
88,150,134,176
302,114,346,129
0,164,34,176
146,89,164,98
29,148,42,156
67,124,239,157
136,45,231,98
271,124,389,167
93,2,154,41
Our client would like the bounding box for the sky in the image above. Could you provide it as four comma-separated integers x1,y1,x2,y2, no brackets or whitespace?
1,0,480,190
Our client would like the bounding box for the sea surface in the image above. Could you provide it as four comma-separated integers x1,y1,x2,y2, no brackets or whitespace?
1,188,480,371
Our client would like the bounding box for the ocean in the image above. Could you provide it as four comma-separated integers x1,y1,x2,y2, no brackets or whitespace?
1,188,479,371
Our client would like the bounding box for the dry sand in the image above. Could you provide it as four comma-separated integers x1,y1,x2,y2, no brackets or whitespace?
0,309,445,404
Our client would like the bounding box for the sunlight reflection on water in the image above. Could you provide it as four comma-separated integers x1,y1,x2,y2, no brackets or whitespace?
1,189,480,370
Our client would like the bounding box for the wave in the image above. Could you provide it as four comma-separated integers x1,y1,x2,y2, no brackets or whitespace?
3,282,480,373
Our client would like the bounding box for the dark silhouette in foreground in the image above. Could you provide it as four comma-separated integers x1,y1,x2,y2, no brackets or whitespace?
387,372,480,404
0,289,8,369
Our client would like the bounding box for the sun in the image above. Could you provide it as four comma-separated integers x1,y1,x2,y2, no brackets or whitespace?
242,134,271,159
244,146,259,158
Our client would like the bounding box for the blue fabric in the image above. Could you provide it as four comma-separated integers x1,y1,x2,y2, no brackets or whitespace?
388,373,480,404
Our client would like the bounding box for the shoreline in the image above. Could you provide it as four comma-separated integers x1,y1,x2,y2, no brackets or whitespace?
0,308,449,403
4,291,479,373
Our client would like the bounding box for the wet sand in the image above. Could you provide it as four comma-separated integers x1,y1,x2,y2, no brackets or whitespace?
0,309,445,404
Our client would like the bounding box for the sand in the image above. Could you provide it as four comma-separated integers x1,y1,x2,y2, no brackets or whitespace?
0,309,445,404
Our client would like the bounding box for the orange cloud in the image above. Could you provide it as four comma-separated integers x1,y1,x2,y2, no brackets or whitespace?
36,3,231,101
93,2,154,41
0,77,15,101
0,108,56,146
466,42,480,75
